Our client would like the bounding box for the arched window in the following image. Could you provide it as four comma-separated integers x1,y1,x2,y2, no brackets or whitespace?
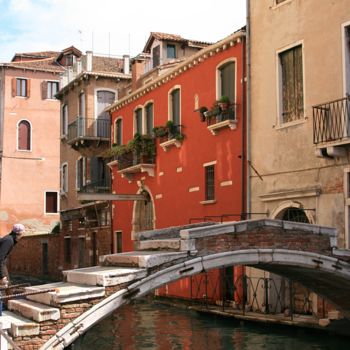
114,118,123,145
218,60,235,104
281,207,309,223
145,103,154,135
18,120,31,151
134,108,143,135
170,88,180,126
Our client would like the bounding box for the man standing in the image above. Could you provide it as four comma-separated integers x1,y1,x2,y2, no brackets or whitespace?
0,224,25,286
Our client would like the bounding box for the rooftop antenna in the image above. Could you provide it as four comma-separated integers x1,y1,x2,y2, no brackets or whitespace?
128,33,131,55
108,32,111,57
91,31,94,52
78,30,83,51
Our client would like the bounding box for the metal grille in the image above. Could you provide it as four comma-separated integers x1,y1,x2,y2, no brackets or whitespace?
313,96,350,144
205,165,215,200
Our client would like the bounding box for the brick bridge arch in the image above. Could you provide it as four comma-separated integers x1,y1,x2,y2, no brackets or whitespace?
3,220,350,349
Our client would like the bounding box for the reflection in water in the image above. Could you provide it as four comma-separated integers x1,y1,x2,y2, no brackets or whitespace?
72,300,349,350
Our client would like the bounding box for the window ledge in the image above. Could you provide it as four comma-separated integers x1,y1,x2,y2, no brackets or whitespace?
274,118,307,130
207,119,237,135
200,199,217,205
160,138,182,151
117,164,155,181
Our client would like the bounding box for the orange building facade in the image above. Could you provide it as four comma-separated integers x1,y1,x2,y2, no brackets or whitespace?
108,30,246,300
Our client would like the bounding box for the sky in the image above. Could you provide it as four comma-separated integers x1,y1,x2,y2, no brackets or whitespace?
0,0,246,62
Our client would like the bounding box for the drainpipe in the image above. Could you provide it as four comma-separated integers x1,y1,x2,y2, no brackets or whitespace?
246,0,252,219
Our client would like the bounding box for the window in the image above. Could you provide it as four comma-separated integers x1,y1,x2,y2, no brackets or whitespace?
64,237,71,264
61,163,68,193
76,157,86,190
61,104,68,136
170,88,180,126
65,54,74,66
167,44,176,59
42,81,59,99
78,237,85,268
218,61,235,104
145,103,154,134
45,191,58,213
114,118,123,145
344,25,350,95
205,165,215,201
116,231,123,253
279,44,304,123
13,78,30,97
152,45,160,68
79,92,86,118
344,169,350,248
17,120,31,151
135,108,143,134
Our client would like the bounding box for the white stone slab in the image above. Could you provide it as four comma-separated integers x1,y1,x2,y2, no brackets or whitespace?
25,282,105,305
100,251,188,268
63,266,147,286
1,311,39,337
138,239,181,251
7,299,60,322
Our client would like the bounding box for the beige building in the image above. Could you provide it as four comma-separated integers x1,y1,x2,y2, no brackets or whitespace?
56,49,131,270
248,0,350,314
0,51,66,235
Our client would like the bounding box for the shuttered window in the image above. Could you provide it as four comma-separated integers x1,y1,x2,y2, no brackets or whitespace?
219,61,235,104
167,44,176,59
13,78,30,97
18,120,31,150
45,191,58,213
145,103,154,135
115,118,122,145
171,88,180,126
135,108,143,135
152,45,160,68
61,104,68,136
280,45,304,123
205,165,215,201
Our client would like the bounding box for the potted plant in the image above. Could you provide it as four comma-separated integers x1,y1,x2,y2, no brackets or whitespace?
218,95,230,111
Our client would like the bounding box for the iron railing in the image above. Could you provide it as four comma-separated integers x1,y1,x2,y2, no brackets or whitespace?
117,150,156,171
159,124,183,144
313,96,350,144
77,178,111,193
206,104,236,126
67,117,110,143
187,270,316,318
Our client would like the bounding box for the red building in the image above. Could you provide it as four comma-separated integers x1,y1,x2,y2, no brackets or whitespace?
108,29,246,301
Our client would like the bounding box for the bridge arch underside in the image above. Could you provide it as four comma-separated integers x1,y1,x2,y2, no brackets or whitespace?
42,249,350,350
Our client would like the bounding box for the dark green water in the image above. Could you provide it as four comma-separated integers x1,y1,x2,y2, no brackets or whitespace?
72,300,349,350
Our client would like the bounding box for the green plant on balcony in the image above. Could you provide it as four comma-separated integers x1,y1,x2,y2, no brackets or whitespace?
203,96,235,123
153,120,185,142
103,134,156,160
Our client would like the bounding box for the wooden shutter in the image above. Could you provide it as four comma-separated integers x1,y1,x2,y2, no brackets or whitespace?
18,121,30,150
41,81,48,99
26,79,31,98
11,78,16,97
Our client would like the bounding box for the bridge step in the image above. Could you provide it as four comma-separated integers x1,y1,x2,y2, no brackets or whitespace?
100,250,189,268
63,266,147,286
7,299,60,322
137,238,181,251
1,311,39,337
24,282,105,306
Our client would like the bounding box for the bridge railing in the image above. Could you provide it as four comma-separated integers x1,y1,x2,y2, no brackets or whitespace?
178,269,319,318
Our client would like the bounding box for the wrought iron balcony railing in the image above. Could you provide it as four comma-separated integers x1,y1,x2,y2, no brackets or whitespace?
117,150,156,171
205,105,236,126
67,117,110,144
313,96,350,144
77,178,111,194
158,124,183,144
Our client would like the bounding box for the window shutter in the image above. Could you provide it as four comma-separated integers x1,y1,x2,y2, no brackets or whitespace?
41,81,48,99
26,79,31,98
11,78,16,97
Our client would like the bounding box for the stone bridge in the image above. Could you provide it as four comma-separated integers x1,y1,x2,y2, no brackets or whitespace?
1,219,350,349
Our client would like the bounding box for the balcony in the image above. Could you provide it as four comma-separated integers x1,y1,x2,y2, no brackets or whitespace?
107,135,156,180
313,96,350,146
158,124,184,151
204,105,237,135
67,117,110,150
76,178,111,202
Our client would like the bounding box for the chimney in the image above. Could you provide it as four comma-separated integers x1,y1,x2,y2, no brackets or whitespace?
86,51,93,71
131,57,145,91
123,55,130,75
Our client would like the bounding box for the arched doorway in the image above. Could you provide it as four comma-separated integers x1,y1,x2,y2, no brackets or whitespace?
272,202,314,315
132,190,154,233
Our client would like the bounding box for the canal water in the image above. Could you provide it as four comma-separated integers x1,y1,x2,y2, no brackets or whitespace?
71,299,349,350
